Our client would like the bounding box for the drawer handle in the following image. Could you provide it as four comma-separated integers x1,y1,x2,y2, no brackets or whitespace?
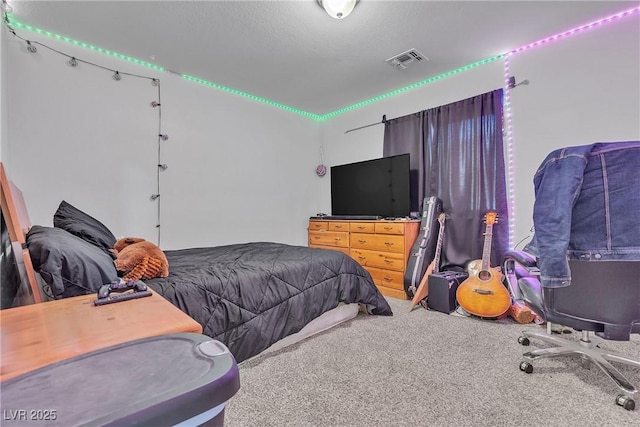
384,242,394,247
358,256,366,260
383,277,393,282
358,239,367,244
383,226,393,230
357,226,365,229
334,238,342,241
384,259,393,264
313,236,321,240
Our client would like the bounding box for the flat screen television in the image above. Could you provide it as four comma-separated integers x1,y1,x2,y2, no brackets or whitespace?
330,153,411,218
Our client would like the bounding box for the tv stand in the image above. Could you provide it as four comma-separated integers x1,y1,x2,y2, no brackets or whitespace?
308,218,419,299
312,215,382,220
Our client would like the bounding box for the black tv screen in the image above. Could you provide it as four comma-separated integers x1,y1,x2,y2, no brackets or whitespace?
331,154,411,218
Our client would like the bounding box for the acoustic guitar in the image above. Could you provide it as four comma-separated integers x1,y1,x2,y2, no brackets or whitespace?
408,213,446,311
456,212,511,318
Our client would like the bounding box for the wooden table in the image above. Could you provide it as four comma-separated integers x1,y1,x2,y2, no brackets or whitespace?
0,290,202,382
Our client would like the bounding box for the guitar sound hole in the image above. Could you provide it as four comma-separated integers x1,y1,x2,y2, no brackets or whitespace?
478,270,491,281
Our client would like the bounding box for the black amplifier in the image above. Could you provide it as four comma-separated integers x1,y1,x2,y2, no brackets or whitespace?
427,270,469,314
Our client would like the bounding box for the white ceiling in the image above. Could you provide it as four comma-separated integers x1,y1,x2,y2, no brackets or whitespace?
7,1,639,115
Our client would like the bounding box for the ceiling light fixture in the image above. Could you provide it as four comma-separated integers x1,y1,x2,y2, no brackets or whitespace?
317,0,359,19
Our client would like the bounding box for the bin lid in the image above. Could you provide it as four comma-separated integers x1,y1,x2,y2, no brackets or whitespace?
1,333,240,426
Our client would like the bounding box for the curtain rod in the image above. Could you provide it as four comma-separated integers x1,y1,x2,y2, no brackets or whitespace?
344,77,529,135
344,115,387,134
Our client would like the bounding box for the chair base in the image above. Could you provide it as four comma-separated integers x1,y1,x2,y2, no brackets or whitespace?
519,329,640,410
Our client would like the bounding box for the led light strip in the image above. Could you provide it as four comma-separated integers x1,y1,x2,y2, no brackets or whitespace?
509,6,640,55
502,5,640,248
182,74,323,120
503,55,516,249
4,6,639,121
8,18,164,71
320,55,504,120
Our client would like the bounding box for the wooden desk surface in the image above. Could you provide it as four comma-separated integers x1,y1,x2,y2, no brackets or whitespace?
0,290,202,382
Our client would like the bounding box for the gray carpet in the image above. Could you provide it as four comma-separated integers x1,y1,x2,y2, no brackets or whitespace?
225,297,640,427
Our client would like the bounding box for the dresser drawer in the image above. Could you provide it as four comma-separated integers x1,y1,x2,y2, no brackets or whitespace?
328,222,349,232
350,233,405,254
366,266,404,291
308,221,328,231
375,222,405,235
349,222,375,233
308,231,349,248
350,248,405,271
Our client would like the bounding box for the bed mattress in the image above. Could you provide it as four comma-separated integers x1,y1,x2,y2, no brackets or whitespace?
145,242,392,362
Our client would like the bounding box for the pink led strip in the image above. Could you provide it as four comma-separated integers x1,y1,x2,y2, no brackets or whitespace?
509,6,640,55
502,5,639,248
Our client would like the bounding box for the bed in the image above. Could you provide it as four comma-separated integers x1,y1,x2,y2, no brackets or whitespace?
0,163,392,363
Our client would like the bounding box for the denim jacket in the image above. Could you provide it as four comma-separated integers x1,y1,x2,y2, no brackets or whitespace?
524,141,640,287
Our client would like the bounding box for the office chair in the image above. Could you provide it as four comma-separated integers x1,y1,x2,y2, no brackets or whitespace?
502,141,640,410
503,252,640,410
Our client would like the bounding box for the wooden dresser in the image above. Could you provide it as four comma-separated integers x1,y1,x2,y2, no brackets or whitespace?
308,219,420,299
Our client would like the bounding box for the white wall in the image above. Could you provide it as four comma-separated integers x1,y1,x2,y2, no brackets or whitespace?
5,34,321,249
507,16,640,245
5,14,639,251
321,15,640,247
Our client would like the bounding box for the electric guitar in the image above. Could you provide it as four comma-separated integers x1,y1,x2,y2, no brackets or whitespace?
456,212,511,318
408,213,446,311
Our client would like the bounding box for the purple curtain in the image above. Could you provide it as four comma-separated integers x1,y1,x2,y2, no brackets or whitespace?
383,89,508,269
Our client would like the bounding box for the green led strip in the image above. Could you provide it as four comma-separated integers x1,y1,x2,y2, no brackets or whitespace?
182,74,323,120
8,16,164,71
6,14,501,120
319,55,505,120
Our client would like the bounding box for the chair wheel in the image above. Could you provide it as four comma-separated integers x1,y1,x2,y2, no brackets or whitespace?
518,336,530,346
519,361,533,373
616,394,635,411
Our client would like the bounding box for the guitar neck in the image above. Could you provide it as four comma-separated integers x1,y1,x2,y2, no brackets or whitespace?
481,224,493,271
433,221,445,273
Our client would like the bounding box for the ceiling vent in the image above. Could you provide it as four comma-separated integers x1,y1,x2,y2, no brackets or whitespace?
385,48,428,70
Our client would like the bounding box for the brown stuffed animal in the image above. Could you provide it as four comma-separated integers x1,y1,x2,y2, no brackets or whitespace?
112,237,169,281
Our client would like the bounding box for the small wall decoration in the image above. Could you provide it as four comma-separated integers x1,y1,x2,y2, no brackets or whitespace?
316,147,327,177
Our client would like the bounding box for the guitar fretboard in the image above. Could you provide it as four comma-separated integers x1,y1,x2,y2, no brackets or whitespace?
481,224,493,272
433,216,446,274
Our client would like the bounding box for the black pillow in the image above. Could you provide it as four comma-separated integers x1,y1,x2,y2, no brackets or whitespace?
26,225,119,299
53,200,117,257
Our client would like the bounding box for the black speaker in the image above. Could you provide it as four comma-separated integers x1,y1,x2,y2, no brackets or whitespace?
427,271,468,314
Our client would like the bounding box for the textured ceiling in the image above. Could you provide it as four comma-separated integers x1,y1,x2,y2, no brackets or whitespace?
7,1,638,115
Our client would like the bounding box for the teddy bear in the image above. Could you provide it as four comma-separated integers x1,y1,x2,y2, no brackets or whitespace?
111,237,169,282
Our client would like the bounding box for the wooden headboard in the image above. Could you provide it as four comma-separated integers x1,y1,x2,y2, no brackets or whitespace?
0,162,42,304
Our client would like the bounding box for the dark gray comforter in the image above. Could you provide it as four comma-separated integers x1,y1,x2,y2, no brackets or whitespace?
145,242,392,362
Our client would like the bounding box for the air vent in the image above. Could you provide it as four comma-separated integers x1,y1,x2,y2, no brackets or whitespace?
385,48,428,70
